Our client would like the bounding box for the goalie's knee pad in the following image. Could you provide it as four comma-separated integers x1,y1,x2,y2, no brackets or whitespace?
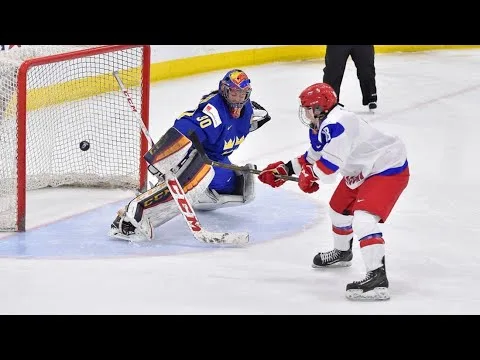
194,163,256,211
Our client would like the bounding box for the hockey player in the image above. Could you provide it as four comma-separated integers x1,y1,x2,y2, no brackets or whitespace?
257,83,409,301
109,69,271,242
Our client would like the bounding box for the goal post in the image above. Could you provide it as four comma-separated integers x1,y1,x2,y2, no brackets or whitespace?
0,45,151,232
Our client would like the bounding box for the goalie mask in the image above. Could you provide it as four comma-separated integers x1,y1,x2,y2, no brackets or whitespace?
298,83,337,131
219,69,252,118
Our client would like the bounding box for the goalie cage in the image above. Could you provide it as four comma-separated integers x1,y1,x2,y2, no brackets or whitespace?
0,45,151,232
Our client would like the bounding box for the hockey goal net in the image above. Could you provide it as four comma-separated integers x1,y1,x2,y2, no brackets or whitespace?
0,45,150,232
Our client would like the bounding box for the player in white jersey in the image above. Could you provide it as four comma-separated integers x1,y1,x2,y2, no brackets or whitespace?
258,83,410,301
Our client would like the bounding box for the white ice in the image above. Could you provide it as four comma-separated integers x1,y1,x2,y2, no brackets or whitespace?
0,49,479,314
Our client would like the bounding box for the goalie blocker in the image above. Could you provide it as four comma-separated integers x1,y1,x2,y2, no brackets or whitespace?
109,127,256,242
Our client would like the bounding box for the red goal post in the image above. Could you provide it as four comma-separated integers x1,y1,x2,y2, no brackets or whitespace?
0,45,151,232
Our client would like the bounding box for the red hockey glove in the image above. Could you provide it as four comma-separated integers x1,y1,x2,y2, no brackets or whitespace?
298,163,320,193
258,161,288,188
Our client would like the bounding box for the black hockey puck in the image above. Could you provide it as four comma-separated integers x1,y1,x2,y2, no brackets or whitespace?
79,140,90,151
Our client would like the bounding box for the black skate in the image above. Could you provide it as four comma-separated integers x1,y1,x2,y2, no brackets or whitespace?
312,239,353,268
109,210,153,242
345,256,390,301
368,102,377,112
110,215,136,237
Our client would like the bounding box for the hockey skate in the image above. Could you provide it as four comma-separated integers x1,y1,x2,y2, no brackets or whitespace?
109,208,153,242
345,256,390,301
368,102,377,113
312,239,353,268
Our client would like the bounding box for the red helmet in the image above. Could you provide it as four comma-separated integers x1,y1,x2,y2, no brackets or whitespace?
299,83,337,111
298,83,338,129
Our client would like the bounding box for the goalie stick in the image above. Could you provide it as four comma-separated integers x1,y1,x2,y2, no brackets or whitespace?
113,71,249,246
187,130,299,182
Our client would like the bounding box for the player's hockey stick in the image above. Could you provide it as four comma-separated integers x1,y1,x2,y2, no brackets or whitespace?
113,71,249,246
188,130,299,182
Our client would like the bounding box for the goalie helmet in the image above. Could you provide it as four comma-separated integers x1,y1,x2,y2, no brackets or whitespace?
298,83,337,130
219,69,252,118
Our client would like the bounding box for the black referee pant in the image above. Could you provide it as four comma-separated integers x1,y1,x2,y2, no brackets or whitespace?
323,45,377,106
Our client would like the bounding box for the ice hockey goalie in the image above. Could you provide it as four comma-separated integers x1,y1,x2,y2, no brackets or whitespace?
109,68,270,242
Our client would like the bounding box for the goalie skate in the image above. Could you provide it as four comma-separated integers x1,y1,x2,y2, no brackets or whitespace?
109,208,153,242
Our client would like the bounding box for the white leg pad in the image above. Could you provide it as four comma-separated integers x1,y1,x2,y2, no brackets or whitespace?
194,164,256,211
109,148,215,241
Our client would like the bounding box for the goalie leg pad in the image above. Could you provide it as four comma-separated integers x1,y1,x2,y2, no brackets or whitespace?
194,163,256,211
237,164,256,204
108,149,214,241
144,149,215,227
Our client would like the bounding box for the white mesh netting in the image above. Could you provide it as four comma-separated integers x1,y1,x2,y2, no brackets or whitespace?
0,45,148,231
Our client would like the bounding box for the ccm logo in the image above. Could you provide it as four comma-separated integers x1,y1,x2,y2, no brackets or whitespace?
123,90,138,112
167,179,202,232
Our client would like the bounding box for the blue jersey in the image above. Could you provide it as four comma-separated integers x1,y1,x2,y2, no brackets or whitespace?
173,91,254,163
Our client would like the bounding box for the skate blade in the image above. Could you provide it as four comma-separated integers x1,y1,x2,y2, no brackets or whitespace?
312,261,352,269
345,287,390,301
108,229,152,242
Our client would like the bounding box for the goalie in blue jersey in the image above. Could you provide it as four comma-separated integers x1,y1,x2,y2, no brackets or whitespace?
109,69,271,241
